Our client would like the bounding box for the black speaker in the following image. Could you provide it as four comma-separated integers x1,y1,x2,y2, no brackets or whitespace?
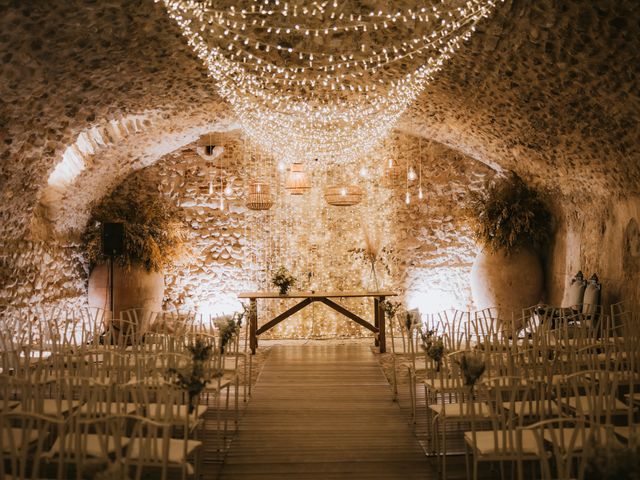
102,223,124,255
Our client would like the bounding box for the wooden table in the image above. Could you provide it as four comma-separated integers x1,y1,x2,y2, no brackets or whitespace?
238,291,397,354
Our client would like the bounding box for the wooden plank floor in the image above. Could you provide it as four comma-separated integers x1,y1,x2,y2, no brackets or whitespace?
217,344,433,479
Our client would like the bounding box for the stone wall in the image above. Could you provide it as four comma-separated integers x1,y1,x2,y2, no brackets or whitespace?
0,240,85,308
1,0,638,329
87,131,494,337
547,195,640,310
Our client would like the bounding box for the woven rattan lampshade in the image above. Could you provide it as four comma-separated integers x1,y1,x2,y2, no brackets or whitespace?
246,181,274,210
383,158,403,187
324,184,364,206
285,162,311,195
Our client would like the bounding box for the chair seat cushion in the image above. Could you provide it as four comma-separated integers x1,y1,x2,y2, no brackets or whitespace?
464,430,542,456
430,402,491,418
13,399,81,416
1,428,41,452
562,396,629,416
45,434,130,458
502,401,561,417
127,438,202,474
77,402,139,416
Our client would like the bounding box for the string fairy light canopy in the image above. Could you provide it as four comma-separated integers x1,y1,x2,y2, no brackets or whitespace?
159,0,503,163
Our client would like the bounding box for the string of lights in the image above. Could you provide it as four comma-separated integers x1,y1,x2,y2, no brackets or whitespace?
159,0,503,162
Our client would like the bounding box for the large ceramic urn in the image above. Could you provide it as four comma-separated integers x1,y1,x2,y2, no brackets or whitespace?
88,262,164,334
470,248,544,330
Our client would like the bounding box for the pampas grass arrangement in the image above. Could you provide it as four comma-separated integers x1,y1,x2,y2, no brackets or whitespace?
84,192,187,272
363,225,381,291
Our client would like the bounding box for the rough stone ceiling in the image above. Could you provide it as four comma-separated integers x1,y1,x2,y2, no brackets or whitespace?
1,0,638,240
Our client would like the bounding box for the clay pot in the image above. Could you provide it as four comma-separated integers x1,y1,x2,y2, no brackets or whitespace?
88,262,164,335
470,248,544,330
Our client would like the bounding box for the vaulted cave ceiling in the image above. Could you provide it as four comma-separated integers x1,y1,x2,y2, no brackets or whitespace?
0,0,638,240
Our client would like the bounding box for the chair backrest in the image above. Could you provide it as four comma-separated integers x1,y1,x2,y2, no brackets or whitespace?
123,414,173,480
0,410,62,479
467,377,533,456
521,417,590,480
59,413,130,479
563,370,623,426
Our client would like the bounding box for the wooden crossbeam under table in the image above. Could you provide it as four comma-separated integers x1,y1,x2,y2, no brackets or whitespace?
238,291,396,354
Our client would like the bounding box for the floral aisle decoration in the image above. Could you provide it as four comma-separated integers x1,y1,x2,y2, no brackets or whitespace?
216,310,244,354
84,192,187,272
420,329,445,372
585,434,640,480
167,338,215,413
272,266,296,295
404,309,421,333
382,300,401,322
382,300,401,342
455,351,486,393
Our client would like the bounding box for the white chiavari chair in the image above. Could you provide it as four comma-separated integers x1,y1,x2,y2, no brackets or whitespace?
125,385,204,480
394,310,424,421
519,417,591,480
13,376,82,418
44,408,132,479
465,377,543,480
429,368,491,480
560,370,629,428
0,410,63,480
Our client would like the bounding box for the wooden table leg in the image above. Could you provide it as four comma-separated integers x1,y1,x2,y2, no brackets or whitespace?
249,298,257,354
373,297,380,347
378,296,386,353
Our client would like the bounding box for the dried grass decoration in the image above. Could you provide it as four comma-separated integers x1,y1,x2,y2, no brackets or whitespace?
363,226,381,291
84,192,187,272
466,171,551,254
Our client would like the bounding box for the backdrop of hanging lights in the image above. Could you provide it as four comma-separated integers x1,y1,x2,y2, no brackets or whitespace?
159,0,503,163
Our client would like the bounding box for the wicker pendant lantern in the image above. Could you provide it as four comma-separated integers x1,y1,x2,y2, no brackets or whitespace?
384,157,403,187
285,162,311,195
324,184,364,206
246,181,274,210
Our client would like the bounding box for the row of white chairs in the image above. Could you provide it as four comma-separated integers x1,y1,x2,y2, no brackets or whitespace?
386,301,640,479
0,306,251,480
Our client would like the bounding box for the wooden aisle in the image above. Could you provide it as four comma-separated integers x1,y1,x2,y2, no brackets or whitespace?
217,343,431,479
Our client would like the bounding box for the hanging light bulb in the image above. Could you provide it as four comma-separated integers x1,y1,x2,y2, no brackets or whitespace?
277,161,286,173
359,166,368,178
418,186,424,200
405,191,410,205
208,178,213,195
224,180,233,196
220,195,225,210
408,166,417,181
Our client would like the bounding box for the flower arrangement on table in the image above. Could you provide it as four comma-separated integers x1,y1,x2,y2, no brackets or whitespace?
272,266,296,295
420,329,445,372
